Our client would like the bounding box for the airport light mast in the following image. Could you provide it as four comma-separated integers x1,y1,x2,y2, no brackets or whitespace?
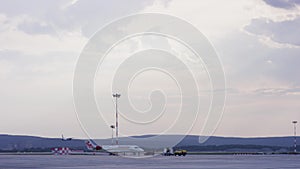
113,93,121,145
292,121,297,153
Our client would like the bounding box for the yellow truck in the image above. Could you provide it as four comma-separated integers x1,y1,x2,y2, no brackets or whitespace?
163,148,187,156
174,149,187,156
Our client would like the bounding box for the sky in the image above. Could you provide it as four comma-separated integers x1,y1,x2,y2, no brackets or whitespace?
0,0,299,139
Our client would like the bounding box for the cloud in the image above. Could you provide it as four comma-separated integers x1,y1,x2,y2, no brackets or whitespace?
244,17,300,47
17,20,56,35
263,0,300,9
0,0,299,138
0,0,157,138
0,0,157,55
0,0,155,37
253,87,300,96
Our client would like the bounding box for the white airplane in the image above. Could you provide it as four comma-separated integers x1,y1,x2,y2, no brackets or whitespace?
61,134,72,141
84,94,144,156
85,140,144,155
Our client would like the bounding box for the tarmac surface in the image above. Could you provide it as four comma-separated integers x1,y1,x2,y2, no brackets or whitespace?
0,154,300,169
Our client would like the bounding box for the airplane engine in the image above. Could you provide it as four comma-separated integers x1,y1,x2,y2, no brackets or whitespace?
95,145,102,150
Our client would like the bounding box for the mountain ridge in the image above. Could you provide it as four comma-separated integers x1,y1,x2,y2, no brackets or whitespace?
0,134,298,151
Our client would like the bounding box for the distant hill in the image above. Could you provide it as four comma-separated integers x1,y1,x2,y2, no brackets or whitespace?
177,135,299,147
0,134,85,151
0,134,298,151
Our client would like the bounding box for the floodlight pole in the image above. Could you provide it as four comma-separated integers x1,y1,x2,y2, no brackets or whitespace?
113,93,121,145
293,121,297,153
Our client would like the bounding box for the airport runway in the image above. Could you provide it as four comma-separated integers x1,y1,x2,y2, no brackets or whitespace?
0,155,300,169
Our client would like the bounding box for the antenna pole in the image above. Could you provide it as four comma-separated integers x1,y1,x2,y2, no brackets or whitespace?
113,93,121,145
293,121,297,153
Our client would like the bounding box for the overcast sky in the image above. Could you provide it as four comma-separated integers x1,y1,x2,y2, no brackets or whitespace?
0,0,299,139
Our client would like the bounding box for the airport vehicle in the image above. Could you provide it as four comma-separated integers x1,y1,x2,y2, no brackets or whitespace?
85,139,144,156
174,149,187,156
163,147,174,156
163,148,187,156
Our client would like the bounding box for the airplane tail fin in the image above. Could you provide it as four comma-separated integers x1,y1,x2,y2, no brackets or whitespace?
85,140,102,151
85,140,94,150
